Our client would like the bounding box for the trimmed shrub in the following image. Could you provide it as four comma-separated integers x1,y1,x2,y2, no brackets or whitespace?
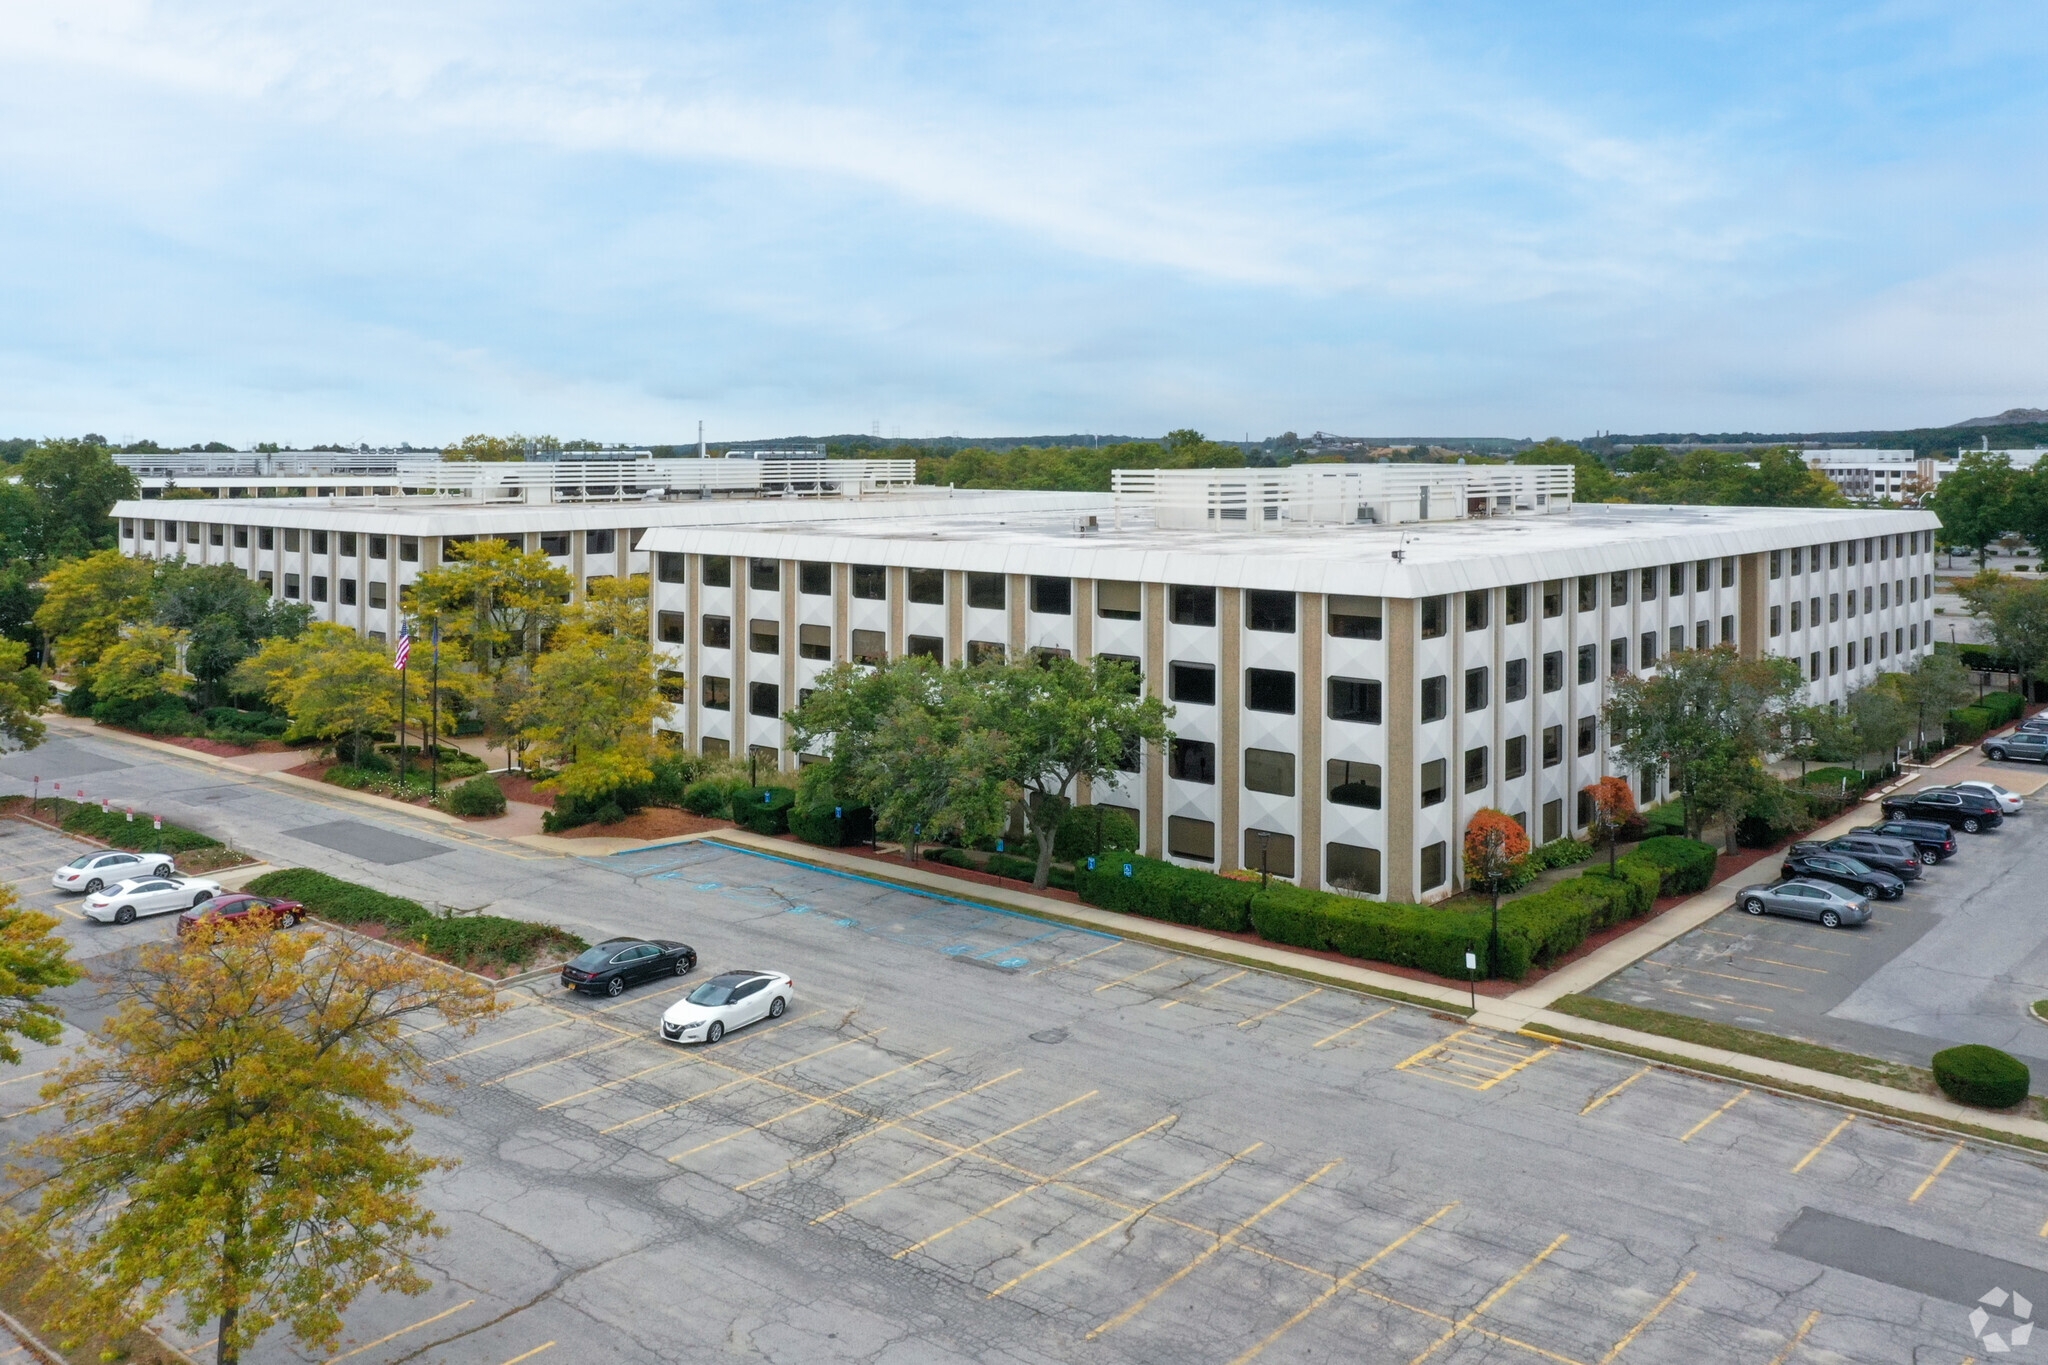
1054,805,1142,862
788,802,872,847
50,799,221,854
730,786,795,835
1076,853,1253,934
1250,883,1495,978
683,779,734,818
1629,837,1717,895
444,775,507,817
1931,1044,2031,1109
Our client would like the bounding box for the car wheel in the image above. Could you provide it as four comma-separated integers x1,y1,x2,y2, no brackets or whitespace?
1820,910,1842,928
674,957,691,977
769,995,786,1018
1989,748,2007,761
1920,850,1938,865
1742,897,1765,915
114,906,135,925
605,977,625,997
83,878,102,894
706,1020,724,1043
153,863,173,877
1861,883,1880,899
1963,818,1982,833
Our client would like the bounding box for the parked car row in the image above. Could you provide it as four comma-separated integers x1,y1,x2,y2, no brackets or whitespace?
1738,780,2018,929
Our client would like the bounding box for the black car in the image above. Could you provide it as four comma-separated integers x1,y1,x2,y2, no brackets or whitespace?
1880,788,2005,833
1795,835,1922,882
561,937,698,997
1853,819,1957,864
1778,847,1905,900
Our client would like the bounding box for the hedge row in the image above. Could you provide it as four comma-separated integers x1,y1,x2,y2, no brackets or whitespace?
244,868,587,974
39,798,222,854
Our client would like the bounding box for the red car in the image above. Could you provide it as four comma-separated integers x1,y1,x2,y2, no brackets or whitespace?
176,893,306,935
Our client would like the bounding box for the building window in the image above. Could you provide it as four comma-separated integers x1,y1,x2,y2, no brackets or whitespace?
968,640,1005,664
1611,637,1628,676
702,615,732,649
1327,759,1381,808
1167,816,1215,863
851,629,887,664
702,677,731,710
907,568,944,605
1098,580,1142,620
1420,675,1447,722
1420,758,1447,806
1420,842,1447,891
1465,593,1489,631
906,634,943,662
799,561,831,596
1246,589,1294,632
1170,738,1216,784
1577,644,1596,684
1170,662,1216,705
852,564,886,600
310,576,328,603
1420,595,1446,638
1244,748,1295,796
1464,666,1488,712
1329,594,1381,639
967,572,1006,610
1328,677,1381,723
1609,571,1629,605
1505,585,1528,625
749,682,780,717
1171,584,1217,626
1542,651,1563,693
1543,580,1563,618
1326,843,1381,895
750,619,779,654
1464,745,1488,793
339,578,357,607
1577,716,1597,756
1031,576,1073,615
1578,576,1598,611
1246,668,1295,714
1505,657,1527,702
283,573,300,600
1504,734,1527,779
586,529,616,555
658,612,686,644
369,581,386,610
798,623,831,660
1542,724,1562,767
1244,829,1294,879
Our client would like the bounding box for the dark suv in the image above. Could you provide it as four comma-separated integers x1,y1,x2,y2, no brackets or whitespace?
1798,835,1922,882
1984,731,2048,763
1779,846,1905,899
1854,819,1957,864
1880,788,2005,833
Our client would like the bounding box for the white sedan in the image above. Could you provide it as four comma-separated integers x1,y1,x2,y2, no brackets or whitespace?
660,970,793,1044
85,876,224,925
52,850,174,893
1948,780,2023,814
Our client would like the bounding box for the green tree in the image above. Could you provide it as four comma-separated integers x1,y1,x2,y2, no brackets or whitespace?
409,540,573,675
234,624,399,761
969,656,1172,888
0,885,78,1065
12,439,139,562
1931,452,2020,565
32,549,158,690
6,918,497,1365
1602,647,1805,840
0,639,52,750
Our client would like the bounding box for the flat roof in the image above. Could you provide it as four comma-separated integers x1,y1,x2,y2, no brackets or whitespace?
639,501,1942,596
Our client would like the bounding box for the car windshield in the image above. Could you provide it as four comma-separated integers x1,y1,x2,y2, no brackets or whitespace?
568,947,614,970
688,979,747,1006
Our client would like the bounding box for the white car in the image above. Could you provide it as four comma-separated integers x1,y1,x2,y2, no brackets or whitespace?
85,876,224,925
1946,780,2023,815
52,850,174,893
660,970,793,1044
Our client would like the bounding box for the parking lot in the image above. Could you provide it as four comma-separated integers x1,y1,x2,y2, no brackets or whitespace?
1592,759,2048,1081
12,831,2048,1363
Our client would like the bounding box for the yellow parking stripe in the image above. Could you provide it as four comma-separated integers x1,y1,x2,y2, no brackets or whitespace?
1581,1066,1652,1116
1909,1140,1964,1203
1088,1160,1342,1339
1679,1089,1749,1142
736,1068,1025,1192
667,1047,951,1162
1404,1234,1568,1365
1226,1202,1458,1365
1791,1117,1852,1174
598,1031,883,1134
1598,1271,1695,1364
809,1088,1092,1219
1312,1008,1393,1049
1238,987,1322,1028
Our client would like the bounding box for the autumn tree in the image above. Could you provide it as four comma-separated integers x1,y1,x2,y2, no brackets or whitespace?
1463,809,1530,968
1583,776,1636,873
0,886,79,1065
234,623,399,762
5,919,498,1365
32,548,157,691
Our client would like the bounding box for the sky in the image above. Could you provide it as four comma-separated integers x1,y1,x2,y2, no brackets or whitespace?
2,2,2046,448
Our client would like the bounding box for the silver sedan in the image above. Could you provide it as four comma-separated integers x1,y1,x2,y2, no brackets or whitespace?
1735,879,1871,928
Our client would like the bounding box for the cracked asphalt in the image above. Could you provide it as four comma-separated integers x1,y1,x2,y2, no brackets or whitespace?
6,730,2048,1364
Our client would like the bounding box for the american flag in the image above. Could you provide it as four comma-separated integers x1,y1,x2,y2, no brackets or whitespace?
393,626,411,671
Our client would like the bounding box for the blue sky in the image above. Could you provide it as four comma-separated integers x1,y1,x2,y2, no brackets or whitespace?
2,2,2045,446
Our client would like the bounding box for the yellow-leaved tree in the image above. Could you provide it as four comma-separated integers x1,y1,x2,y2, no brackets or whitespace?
4,918,498,1365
